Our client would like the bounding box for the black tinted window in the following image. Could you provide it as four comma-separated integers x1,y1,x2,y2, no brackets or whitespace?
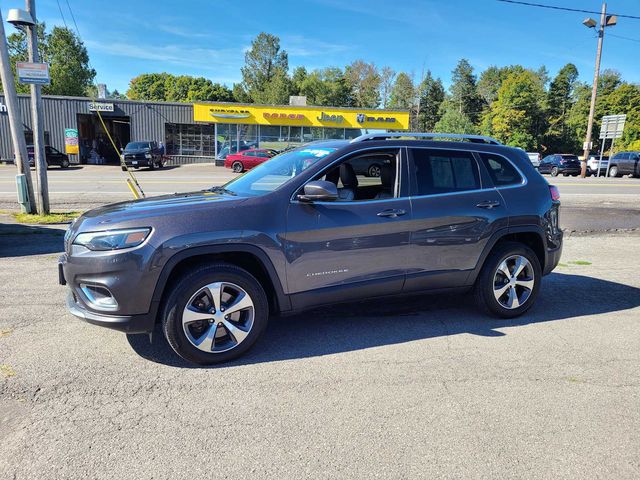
479,153,522,187
411,149,480,195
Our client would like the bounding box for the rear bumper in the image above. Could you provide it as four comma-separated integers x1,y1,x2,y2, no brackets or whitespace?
543,240,563,275
66,291,156,333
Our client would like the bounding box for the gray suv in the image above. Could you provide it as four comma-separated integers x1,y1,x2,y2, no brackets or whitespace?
59,133,563,365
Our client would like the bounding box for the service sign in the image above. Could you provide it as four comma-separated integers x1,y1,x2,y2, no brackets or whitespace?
16,62,50,85
89,102,115,112
65,128,79,155
193,103,410,130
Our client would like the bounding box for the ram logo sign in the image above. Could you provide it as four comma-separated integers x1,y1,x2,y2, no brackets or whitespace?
357,113,397,124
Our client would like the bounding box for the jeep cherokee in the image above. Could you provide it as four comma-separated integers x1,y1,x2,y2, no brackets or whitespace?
59,133,563,365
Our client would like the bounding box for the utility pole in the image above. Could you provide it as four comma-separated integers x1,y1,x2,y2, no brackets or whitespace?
0,7,36,213
25,0,49,213
581,1,607,178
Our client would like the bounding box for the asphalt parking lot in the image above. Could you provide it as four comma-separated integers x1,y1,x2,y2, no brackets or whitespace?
1,163,640,478
1,218,639,478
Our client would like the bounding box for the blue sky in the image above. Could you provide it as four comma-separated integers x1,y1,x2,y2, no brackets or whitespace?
22,0,640,94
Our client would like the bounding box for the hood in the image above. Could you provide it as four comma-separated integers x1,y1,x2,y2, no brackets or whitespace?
74,190,247,231
123,148,151,154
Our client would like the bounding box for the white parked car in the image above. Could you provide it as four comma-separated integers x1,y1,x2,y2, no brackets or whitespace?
527,152,541,168
587,155,609,176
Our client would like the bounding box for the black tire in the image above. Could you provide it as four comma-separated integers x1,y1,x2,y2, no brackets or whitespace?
162,263,269,365
232,161,244,173
474,241,542,319
562,172,569,177
367,164,381,178
148,161,155,171
608,165,618,177
157,159,164,169
550,166,559,177
61,158,70,169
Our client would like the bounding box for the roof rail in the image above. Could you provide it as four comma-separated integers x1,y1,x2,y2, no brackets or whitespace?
350,132,502,145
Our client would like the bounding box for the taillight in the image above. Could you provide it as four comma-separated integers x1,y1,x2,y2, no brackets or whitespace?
549,185,560,201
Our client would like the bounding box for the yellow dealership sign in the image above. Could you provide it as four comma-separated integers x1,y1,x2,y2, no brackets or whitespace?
193,103,410,130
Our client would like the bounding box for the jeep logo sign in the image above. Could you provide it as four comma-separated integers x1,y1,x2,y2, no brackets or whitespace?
317,112,344,123
357,113,396,124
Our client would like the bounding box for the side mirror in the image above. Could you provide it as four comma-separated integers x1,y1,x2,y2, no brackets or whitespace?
297,180,338,202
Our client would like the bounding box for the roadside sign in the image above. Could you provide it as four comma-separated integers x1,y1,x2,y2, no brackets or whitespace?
65,128,79,155
0,100,7,114
583,141,592,150
599,114,626,139
16,62,50,85
88,102,114,112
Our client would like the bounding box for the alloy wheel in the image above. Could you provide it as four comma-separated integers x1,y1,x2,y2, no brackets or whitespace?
492,255,535,310
181,282,255,353
232,161,243,173
368,165,381,177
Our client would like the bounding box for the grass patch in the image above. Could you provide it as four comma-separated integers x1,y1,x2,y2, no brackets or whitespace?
557,262,568,268
12,211,79,224
568,260,592,266
0,364,16,378
0,329,12,338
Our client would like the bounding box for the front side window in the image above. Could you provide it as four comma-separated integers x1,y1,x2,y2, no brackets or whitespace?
410,149,480,196
316,149,400,201
223,147,336,197
479,153,522,187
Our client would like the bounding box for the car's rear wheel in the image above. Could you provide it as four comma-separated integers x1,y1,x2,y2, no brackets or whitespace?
367,164,381,177
474,241,541,319
609,166,619,177
550,167,559,177
232,161,244,173
162,263,269,365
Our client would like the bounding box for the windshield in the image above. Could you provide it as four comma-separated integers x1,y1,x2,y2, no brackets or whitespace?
221,147,336,197
126,142,150,150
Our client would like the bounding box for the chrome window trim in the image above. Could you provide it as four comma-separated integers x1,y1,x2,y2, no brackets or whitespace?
290,145,406,204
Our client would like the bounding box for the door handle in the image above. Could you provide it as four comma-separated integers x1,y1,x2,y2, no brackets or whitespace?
476,200,501,209
377,208,406,218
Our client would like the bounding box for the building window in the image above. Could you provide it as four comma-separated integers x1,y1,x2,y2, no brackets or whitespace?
165,123,215,156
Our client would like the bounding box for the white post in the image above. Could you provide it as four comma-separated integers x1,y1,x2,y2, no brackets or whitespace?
596,138,607,177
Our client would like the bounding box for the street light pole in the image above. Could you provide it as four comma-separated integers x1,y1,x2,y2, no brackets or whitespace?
0,7,36,213
581,1,607,178
25,0,48,213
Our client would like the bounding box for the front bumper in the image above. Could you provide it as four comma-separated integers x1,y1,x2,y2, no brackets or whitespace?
66,291,156,333
124,158,152,167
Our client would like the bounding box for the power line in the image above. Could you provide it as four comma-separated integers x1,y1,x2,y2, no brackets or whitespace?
608,33,640,44
496,0,640,20
65,0,81,38
55,0,69,29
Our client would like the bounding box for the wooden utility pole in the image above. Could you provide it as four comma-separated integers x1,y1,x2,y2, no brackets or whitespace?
25,0,49,213
0,7,37,213
581,1,607,178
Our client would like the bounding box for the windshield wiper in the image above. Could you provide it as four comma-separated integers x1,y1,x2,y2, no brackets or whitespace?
208,186,236,195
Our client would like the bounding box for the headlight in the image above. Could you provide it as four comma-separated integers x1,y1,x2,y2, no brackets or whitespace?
73,228,151,251
145,153,152,159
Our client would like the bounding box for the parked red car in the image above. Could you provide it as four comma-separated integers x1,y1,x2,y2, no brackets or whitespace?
224,149,275,173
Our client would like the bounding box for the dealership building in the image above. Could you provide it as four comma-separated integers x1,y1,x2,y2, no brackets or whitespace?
0,94,409,166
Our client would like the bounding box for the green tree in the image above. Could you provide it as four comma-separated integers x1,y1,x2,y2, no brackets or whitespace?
602,83,640,151
416,71,445,132
490,70,546,150
5,24,95,96
290,66,308,96
545,63,579,152
434,102,478,134
389,72,415,110
449,59,483,123
345,60,380,108
126,73,233,102
379,67,396,108
240,32,289,103
299,67,352,106
256,68,292,105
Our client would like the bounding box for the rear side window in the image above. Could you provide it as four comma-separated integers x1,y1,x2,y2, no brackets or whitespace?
411,149,480,195
479,153,522,187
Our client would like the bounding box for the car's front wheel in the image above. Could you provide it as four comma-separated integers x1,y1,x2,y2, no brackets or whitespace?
162,263,269,365
550,167,559,177
61,158,70,168
474,241,541,318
